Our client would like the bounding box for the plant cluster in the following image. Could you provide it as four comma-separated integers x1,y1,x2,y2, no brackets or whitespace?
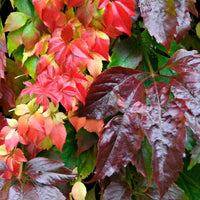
0,0,200,199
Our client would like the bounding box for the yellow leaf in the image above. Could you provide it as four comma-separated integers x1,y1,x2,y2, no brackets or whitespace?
7,119,18,128
15,104,29,116
196,22,200,39
71,182,87,200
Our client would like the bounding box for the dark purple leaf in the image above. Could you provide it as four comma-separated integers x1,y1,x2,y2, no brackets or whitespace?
132,137,152,179
138,0,177,51
0,160,10,176
103,180,132,200
25,157,78,185
147,82,170,107
141,99,187,198
164,49,200,73
0,179,10,200
8,182,65,200
75,129,98,157
170,72,200,137
93,111,144,181
78,66,145,119
142,182,185,200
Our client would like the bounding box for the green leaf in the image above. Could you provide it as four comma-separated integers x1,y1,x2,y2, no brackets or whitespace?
176,164,200,200
22,22,40,50
7,28,23,56
108,38,142,69
85,185,96,200
78,146,96,179
54,120,78,170
23,55,39,80
4,12,30,32
14,0,35,17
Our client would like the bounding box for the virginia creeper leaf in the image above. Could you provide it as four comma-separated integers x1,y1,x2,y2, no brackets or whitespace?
0,113,8,131
93,113,144,181
103,180,132,200
141,99,187,198
22,22,40,50
8,182,66,200
4,12,30,32
77,146,96,179
108,38,142,69
170,72,200,137
76,129,98,157
25,157,78,185
78,67,145,119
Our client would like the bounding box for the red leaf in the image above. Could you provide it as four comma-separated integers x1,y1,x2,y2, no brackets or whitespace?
45,117,67,152
141,99,187,198
66,0,84,9
0,113,8,131
25,157,78,185
139,0,177,51
0,79,15,108
70,38,92,59
61,23,74,42
103,180,132,200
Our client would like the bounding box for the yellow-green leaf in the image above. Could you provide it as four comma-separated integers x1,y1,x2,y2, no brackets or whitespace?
4,12,30,32
196,22,200,39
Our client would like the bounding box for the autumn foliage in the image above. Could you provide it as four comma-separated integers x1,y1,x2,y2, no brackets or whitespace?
0,0,200,199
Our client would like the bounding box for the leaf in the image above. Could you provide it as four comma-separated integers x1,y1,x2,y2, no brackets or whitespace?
103,180,132,200
8,182,66,200
85,185,96,200
174,0,192,44
176,164,200,200
22,22,40,50
93,113,144,181
143,182,186,200
76,128,98,157
108,37,142,69
71,182,87,200
25,157,78,185
164,49,200,73
14,0,35,17
0,113,8,131
0,160,10,175
133,137,152,179
189,141,200,169
170,72,200,137
4,12,30,32
53,120,78,170
141,99,187,198
78,67,145,119
23,56,39,80
196,22,200,39
139,0,177,51
7,28,23,56
0,79,15,108
77,146,96,179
